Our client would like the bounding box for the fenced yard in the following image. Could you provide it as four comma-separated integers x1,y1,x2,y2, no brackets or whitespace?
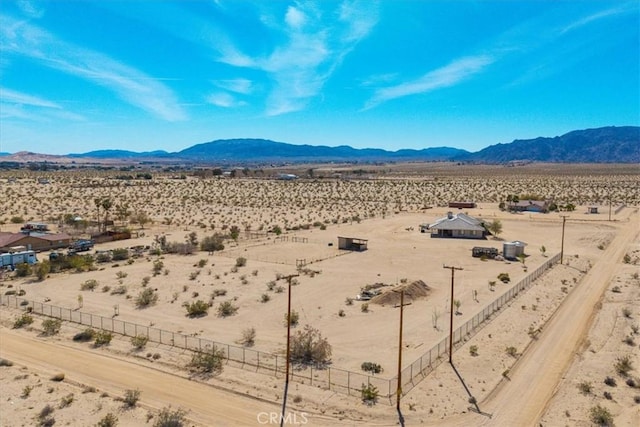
1,252,559,402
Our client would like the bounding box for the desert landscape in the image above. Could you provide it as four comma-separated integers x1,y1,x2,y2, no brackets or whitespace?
0,163,638,426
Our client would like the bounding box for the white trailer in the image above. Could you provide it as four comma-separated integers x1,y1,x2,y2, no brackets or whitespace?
0,250,38,269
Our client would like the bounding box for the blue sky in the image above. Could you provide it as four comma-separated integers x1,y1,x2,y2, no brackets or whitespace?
1,0,638,155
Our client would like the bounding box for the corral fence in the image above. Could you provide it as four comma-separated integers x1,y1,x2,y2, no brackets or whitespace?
0,252,560,402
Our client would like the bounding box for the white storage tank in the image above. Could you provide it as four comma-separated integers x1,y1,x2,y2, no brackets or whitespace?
503,241,526,260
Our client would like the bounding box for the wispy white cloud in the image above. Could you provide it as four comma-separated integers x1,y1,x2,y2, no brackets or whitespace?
16,0,45,19
212,78,253,94
559,3,635,35
1,87,61,109
365,55,495,110
215,1,380,116
0,14,187,121
205,92,245,108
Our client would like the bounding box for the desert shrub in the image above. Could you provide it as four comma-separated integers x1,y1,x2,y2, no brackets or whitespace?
94,330,113,346
123,389,141,408
135,288,158,308
188,346,225,374
73,328,96,342
289,325,332,366
623,336,636,346
111,248,129,261
260,293,271,303
81,279,99,291
184,300,209,317
235,257,247,267
35,261,51,281
505,346,518,357
345,297,353,306
622,307,632,318
578,381,593,395
361,383,378,405
615,355,633,376
115,271,128,280
164,241,196,255
604,376,617,387
497,273,510,283
97,413,119,427
240,327,256,346
361,303,369,313
284,310,299,327
42,319,62,336
212,289,227,297
589,405,613,426
626,377,638,388
152,260,164,276
469,345,479,356
96,252,112,263
131,335,149,349
10,215,24,223
361,362,382,374
15,262,32,277
217,301,238,317
603,391,612,400
110,285,127,295
59,393,74,408
13,313,34,329
634,395,640,404
153,407,186,427
200,234,225,253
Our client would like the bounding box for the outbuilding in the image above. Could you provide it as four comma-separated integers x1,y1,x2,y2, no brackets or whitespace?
338,236,368,251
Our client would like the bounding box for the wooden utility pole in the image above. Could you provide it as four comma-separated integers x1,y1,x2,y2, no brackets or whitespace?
281,273,299,427
443,265,463,364
396,289,405,410
560,216,568,264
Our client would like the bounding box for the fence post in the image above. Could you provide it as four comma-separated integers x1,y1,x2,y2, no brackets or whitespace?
347,371,350,396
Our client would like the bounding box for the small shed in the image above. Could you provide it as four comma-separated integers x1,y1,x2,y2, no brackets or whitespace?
503,241,527,260
587,206,599,214
472,247,499,258
338,236,368,251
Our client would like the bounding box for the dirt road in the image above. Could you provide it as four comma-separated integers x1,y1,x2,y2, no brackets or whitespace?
477,214,638,425
0,329,291,426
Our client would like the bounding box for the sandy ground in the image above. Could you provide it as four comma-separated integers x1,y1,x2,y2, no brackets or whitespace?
0,169,638,426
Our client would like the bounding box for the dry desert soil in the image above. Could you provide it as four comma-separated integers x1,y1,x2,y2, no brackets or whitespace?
0,163,638,426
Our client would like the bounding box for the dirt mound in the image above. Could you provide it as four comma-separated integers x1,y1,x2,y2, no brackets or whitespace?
370,280,431,306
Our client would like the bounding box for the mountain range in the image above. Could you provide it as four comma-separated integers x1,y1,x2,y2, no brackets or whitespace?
4,126,639,164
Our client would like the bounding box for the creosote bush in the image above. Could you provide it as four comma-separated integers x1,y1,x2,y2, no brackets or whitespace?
135,288,158,308
289,325,332,367
361,362,382,374
73,328,96,342
217,301,238,317
188,346,225,374
96,413,118,427
131,335,149,349
284,310,299,327
589,405,613,426
94,330,113,347
240,327,256,347
42,319,62,336
123,389,141,408
184,300,209,317
361,383,379,405
153,407,187,427
13,313,34,329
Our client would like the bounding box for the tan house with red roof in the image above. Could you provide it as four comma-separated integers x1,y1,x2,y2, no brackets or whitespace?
0,232,72,252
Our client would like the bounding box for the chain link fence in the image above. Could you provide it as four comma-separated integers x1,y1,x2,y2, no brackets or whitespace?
0,252,559,403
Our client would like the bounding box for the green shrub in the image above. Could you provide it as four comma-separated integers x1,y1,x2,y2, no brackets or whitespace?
184,300,209,317
235,257,247,267
130,335,149,349
15,263,32,277
361,362,382,374
135,288,158,308
361,383,379,405
284,310,299,327
111,248,129,261
289,325,332,366
578,381,593,395
96,413,119,427
153,407,186,427
615,355,633,376
94,330,113,346
497,273,510,283
217,301,238,317
13,313,34,329
123,389,140,408
81,279,99,291
42,319,62,336
188,346,225,374
589,405,613,426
